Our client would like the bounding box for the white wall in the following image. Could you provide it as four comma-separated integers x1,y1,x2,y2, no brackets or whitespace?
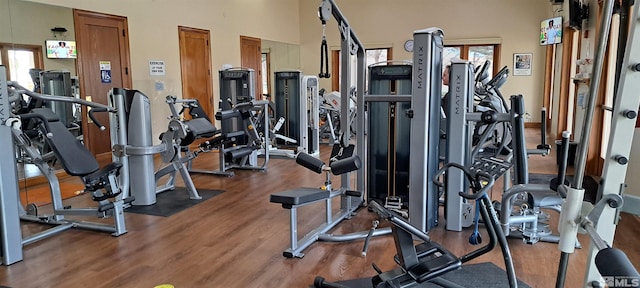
262,39,301,96
23,0,300,139
299,0,552,122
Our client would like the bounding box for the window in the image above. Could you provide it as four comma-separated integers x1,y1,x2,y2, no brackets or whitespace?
0,43,44,91
261,52,271,98
443,44,499,94
443,44,500,76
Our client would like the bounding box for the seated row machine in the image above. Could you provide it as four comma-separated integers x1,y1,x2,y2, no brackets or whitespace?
270,146,389,258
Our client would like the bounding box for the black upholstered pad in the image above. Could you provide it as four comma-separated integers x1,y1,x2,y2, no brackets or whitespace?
83,162,122,191
45,121,99,176
225,146,255,160
185,118,218,138
270,187,330,206
30,108,60,122
215,110,241,120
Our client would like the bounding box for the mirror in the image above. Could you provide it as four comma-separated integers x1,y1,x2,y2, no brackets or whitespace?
4,0,77,181
4,0,304,186
260,39,300,99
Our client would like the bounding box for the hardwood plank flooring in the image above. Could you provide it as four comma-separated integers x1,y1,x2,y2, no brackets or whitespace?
2,128,638,288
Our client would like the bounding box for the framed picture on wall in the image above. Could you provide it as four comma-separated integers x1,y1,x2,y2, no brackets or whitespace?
513,53,532,76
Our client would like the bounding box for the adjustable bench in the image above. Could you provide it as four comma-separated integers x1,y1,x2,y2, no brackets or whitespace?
26,108,132,236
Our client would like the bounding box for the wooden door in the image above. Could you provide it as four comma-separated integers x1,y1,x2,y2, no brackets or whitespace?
240,35,262,98
178,27,213,119
74,9,131,161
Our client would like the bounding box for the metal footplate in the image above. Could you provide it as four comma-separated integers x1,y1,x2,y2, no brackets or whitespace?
469,157,513,180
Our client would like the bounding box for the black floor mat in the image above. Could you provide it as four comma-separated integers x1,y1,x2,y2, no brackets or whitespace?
125,187,223,217
528,173,599,204
314,262,530,288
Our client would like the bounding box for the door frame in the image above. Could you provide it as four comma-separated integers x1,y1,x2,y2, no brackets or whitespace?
240,35,262,97
74,9,132,160
178,26,214,119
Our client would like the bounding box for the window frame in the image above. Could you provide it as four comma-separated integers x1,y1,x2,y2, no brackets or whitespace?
0,43,45,80
444,43,501,75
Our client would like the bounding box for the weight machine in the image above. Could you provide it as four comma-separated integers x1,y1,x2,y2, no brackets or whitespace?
0,69,129,265
270,2,443,262
319,0,443,233
318,89,355,144
365,63,412,214
191,68,271,176
557,0,640,286
218,67,255,142
443,59,564,247
271,71,320,158
109,88,198,206
315,160,519,287
155,95,219,194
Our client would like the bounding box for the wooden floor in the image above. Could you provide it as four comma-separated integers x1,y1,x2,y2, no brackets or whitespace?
4,128,640,288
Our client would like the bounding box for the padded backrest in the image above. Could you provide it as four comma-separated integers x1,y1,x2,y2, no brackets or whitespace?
187,100,212,122
44,118,99,176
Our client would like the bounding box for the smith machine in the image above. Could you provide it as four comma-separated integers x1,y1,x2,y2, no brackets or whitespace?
557,0,640,286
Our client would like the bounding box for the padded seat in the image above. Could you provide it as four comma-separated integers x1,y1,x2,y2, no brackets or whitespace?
185,118,218,138
270,187,330,208
83,162,123,192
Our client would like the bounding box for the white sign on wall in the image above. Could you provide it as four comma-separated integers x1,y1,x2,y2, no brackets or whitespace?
149,60,165,76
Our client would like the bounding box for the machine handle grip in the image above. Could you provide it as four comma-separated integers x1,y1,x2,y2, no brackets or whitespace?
330,155,361,175
368,200,394,220
458,172,494,200
313,277,350,288
88,107,108,131
296,152,325,174
433,162,495,200
596,247,640,279
233,100,254,110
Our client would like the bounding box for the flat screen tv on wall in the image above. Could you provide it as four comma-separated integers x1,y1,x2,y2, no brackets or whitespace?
540,16,563,45
45,40,77,59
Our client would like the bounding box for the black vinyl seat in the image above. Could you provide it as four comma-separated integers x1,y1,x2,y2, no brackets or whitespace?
33,108,123,201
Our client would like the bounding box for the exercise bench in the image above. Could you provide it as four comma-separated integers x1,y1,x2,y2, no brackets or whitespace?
271,147,390,258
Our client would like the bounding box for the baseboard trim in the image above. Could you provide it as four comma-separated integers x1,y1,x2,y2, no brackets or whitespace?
622,194,640,216
525,122,541,128
19,170,71,189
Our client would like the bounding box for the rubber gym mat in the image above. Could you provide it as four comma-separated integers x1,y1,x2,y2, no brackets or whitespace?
125,187,223,217
312,262,531,288
528,173,599,204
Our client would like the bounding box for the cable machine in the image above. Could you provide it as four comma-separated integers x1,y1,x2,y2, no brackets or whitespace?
272,71,320,157
366,63,412,212
219,67,255,144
